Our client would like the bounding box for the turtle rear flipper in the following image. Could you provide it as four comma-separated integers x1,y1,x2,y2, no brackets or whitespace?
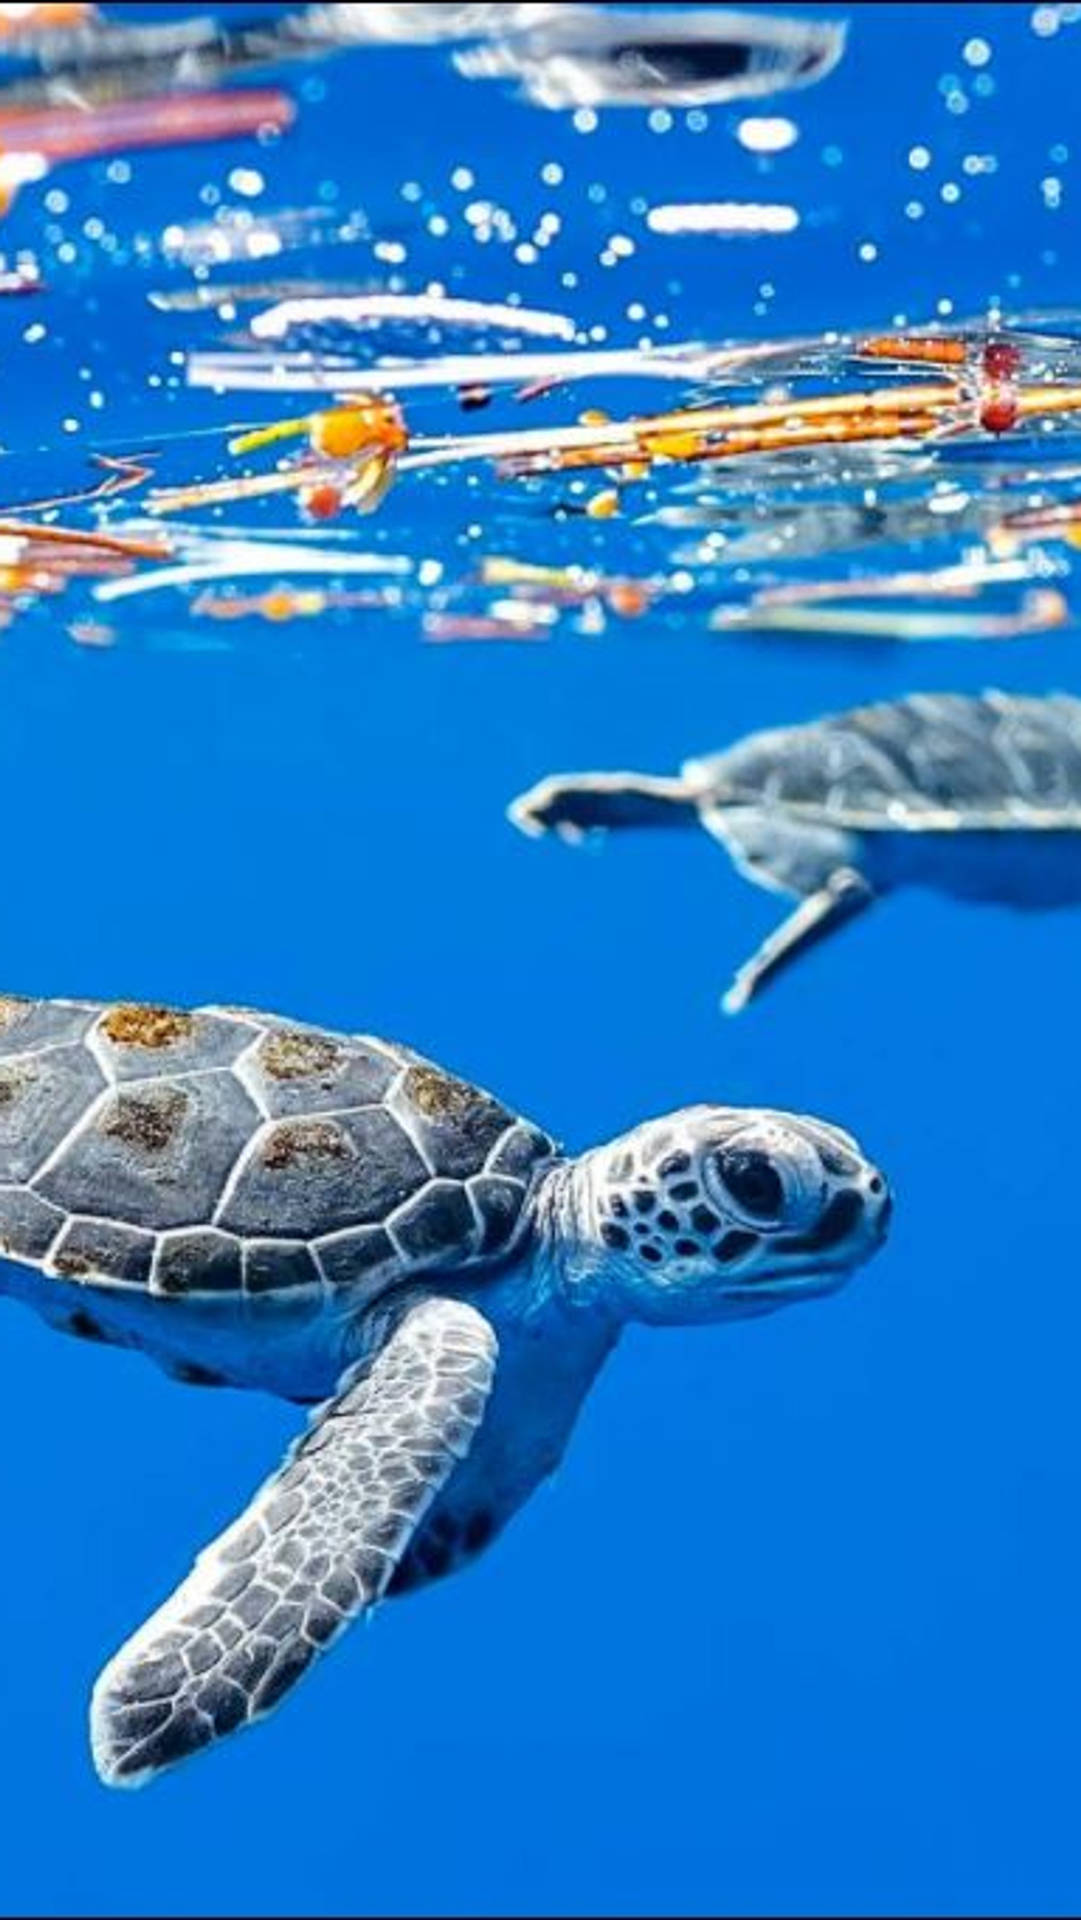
509,771,698,842
90,1294,497,1788
723,868,875,1015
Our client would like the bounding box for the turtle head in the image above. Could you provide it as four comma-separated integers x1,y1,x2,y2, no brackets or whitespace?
566,1105,890,1324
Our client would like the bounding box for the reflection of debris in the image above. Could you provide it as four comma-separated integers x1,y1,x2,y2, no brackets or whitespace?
67,618,116,649
992,499,1081,550
0,516,168,634
0,258,41,293
712,586,1070,643
480,556,658,618
742,556,1064,608
156,207,359,272
0,88,294,166
454,7,846,109
186,335,830,398
148,280,379,315
250,293,577,345
190,585,402,623
424,609,552,643
0,5,374,108
646,202,800,237
0,520,170,562
91,529,412,604
317,6,559,45
0,0,840,118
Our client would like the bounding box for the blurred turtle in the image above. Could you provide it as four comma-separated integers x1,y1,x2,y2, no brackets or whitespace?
511,691,1081,1011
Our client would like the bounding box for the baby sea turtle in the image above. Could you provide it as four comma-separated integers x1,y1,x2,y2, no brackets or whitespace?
511,691,1081,1012
0,991,889,1785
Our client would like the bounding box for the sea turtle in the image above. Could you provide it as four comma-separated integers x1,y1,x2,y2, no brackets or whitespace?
0,990,889,1786
510,690,1081,1013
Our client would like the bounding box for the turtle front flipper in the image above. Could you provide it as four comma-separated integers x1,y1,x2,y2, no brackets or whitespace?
509,771,698,842
90,1294,497,1788
722,868,875,1015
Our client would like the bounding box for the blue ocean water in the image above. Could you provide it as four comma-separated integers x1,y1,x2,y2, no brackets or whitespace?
1,3,1081,1914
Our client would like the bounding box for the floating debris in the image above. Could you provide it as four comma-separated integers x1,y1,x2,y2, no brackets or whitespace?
8,307,1081,651
0,452,154,515
227,396,407,462
0,2,98,38
858,335,970,367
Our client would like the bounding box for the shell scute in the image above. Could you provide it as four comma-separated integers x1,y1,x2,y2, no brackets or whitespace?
37,1071,259,1231
95,1004,253,1081
0,997,98,1057
242,1027,398,1116
0,1043,105,1184
394,1063,522,1179
218,1108,427,1241
51,1217,155,1288
388,1178,479,1267
152,1229,244,1297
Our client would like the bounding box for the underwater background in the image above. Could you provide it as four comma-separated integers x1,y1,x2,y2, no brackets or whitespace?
1,2,1081,1914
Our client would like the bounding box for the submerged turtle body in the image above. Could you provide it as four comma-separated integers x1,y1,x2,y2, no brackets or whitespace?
510,691,1081,1011
686,691,1081,834
0,994,553,1315
0,991,889,1790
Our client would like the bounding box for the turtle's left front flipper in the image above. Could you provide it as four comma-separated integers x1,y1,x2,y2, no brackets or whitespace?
90,1295,497,1788
722,868,875,1015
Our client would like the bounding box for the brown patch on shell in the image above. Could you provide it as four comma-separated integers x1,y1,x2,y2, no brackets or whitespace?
261,1029,345,1082
0,995,30,1032
404,1065,476,1121
0,1063,32,1106
262,1119,351,1171
101,1087,188,1153
101,1003,194,1050
53,1250,93,1278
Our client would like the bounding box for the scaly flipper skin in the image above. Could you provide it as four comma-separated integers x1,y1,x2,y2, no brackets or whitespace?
90,1295,498,1788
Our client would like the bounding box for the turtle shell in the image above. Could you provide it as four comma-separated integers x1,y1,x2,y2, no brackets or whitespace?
685,692,1081,831
0,996,556,1304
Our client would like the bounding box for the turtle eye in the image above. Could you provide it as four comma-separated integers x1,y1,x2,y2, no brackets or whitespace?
715,1148,785,1221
